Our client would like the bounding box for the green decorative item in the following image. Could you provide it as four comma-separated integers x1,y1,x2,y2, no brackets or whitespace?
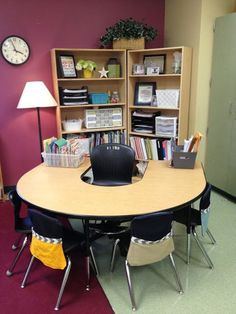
100,18,158,48
107,58,120,78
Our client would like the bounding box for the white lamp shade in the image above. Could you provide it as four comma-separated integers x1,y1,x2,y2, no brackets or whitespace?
17,81,57,109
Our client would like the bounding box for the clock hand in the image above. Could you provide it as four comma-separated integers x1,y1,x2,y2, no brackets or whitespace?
10,39,17,51
10,39,24,54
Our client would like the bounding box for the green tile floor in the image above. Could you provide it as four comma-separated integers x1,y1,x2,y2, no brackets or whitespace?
71,192,236,314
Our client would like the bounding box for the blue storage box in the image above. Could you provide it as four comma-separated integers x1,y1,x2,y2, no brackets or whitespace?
89,93,109,104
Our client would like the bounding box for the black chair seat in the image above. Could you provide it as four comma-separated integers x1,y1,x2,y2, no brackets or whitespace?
174,206,202,227
15,216,32,233
89,221,129,235
62,229,85,253
92,180,131,186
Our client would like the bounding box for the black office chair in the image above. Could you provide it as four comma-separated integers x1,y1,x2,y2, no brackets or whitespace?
111,212,183,311
21,208,97,311
6,190,32,276
89,143,135,269
173,183,216,268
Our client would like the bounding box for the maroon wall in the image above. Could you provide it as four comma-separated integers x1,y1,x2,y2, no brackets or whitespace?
0,0,165,186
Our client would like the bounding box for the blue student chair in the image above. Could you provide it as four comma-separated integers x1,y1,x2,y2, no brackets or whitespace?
6,190,32,276
89,143,135,271
21,208,98,311
111,211,183,311
173,183,216,268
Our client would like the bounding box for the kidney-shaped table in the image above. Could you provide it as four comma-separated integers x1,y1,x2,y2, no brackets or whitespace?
17,158,206,288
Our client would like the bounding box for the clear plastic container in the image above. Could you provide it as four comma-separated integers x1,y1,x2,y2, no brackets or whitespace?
41,152,85,168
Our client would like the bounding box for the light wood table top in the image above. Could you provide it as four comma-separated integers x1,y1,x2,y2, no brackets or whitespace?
17,159,206,218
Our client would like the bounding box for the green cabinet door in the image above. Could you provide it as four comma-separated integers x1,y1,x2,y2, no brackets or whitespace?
205,13,236,197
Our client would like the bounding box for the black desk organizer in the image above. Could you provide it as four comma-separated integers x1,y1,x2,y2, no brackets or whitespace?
172,145,197,169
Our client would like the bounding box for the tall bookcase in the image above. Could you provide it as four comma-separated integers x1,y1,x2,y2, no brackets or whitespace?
127,47,192,160
50,48,126,144
51,47,192,159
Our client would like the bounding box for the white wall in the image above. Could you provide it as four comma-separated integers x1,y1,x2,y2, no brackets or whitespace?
165,0,235,163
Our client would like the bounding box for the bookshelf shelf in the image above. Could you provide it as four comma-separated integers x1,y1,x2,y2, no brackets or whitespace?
129,105,179,111
129,74,181,78
58,77,125,82
60,103,125,109
61,126,126,135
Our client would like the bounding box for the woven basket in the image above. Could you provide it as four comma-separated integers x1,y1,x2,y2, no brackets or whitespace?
112,37,145,50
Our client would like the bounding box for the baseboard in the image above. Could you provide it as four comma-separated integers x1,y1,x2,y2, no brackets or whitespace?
212,185,236,203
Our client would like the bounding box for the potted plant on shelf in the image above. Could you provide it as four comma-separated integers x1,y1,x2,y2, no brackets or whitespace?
100,18,158,49
76,59,97,78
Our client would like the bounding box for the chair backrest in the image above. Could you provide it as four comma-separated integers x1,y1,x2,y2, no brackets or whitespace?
28,208,66,269
8,190,22,229
127,212,174,266
199,183,212,211
199,183,212,235
29,208,63,239
8,189,32,232
90,143,135,186
131,211,173,241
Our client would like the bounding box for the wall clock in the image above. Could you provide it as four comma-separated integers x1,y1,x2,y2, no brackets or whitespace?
1,35,30,65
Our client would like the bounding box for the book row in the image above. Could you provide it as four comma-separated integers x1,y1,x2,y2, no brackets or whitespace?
65,130,126,155
129,136,174,161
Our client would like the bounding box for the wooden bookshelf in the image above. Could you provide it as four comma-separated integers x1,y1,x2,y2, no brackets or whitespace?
127,46,192,160
50,48,127,144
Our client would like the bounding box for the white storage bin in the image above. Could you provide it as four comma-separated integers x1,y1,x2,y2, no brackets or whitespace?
155,116,177,137
62,119,82,132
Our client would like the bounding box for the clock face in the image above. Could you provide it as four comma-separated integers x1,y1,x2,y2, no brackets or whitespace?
1,35,30,65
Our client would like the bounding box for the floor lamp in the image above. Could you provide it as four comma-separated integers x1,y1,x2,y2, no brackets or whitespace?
17,81,57,161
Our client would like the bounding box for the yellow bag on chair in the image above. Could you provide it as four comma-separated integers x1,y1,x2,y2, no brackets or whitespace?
30,229,66,269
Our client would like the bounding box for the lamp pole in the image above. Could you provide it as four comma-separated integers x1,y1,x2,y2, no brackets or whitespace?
36,107,44,162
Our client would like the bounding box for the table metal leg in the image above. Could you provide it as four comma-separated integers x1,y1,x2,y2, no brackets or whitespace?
84,219,90,291
186,206,192,264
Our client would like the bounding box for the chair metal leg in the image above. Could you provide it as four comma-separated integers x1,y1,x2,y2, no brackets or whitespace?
6,235,29,276
124,260,136,311
206,228,216,244
169,253,183,294
85,256,90,291
186,233,191,265
21,255,35,288
12,234,24,250
90,246,99,277
54,256,71,311
192,228,214,269
110,239,120,272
